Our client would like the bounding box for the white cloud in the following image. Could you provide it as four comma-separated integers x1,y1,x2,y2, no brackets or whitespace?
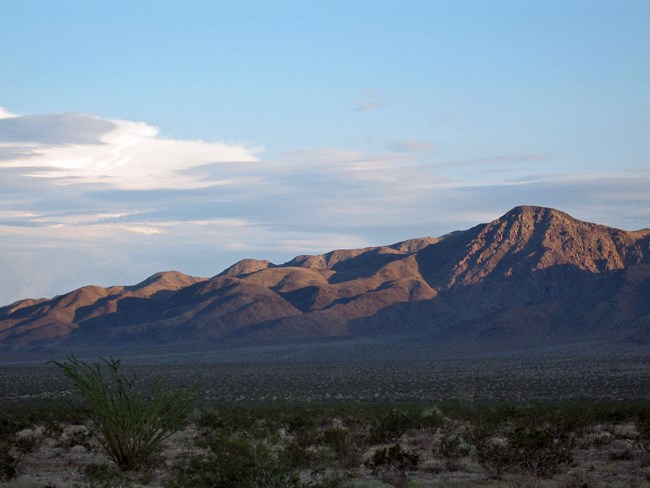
0,107,260,190
120,225,162,235
0,107,17,119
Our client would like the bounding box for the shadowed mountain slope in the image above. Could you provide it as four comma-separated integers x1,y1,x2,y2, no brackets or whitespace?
1,206,648,350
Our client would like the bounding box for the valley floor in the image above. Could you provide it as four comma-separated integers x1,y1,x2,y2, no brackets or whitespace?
1,350,649,404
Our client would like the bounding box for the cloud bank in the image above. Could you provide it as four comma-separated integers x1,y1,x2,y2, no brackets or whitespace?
0,110,259,189
0,106,648,305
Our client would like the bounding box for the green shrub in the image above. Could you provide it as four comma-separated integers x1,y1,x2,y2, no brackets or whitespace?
322,427,356,465
366,443,419,484
61,426,93,449
432,428,470,470
43,418,64,439
51,355,194,471
369,408,441,443
473,420,574,479
635,412,650,465
507,422,574,477
473,437,513,479
166,433,302,488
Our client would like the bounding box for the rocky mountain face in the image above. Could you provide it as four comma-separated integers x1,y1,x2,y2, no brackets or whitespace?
1,206,648,350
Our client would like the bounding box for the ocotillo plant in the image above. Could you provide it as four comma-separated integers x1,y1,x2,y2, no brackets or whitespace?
51,355,194,470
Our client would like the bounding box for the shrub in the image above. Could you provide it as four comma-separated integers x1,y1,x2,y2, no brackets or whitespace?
0,444,17,482
61,425,93,449
608,447,635,461
473,420,574,479
369,408,441,443
322,427,356,465
507,422,574,477
51,355,194,471
166,433,302,488
43,418,64,439
474,437,514,479
366,443,420,486
636,411,650,455
432,429,470,470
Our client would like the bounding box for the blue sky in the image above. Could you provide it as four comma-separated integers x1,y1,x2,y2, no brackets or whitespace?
0,1,648,304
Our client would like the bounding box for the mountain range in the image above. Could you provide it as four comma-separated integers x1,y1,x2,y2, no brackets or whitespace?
1,205,649,352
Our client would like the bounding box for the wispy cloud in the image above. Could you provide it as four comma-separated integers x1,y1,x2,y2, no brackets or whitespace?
387,139,435,153
429,154,547,169
353,89,385,112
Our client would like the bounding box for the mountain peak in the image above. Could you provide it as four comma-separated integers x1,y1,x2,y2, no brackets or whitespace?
445,206,638,287
130,270,206,292
498,205,569,223
216,259,274,278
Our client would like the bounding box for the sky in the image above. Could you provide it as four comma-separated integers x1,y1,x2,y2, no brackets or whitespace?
0,0,648,305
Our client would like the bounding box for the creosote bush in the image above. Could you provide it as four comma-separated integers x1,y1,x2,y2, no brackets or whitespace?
369,407,443,443
432,428,470,470
473,419,575,479
366,443,420,485
166,433,302,488
636,411,650,457
51,355,194,471
507,422,574,477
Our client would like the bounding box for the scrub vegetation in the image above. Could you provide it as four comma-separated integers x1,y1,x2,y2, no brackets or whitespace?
0,355,649,486
2,401,650,486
